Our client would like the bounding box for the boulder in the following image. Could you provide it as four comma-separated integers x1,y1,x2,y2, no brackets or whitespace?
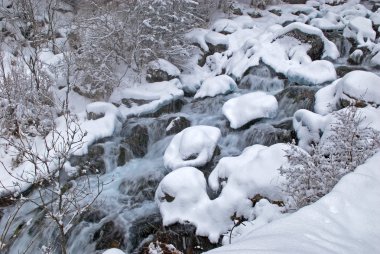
146,59,180,83
69,144,106,174
275,86,317,118
166,116,191,136
121,125,149,158
284,29,324,60
93,221,125,250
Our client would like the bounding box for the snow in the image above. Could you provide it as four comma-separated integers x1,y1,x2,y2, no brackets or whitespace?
222,92,278,129
345,16,376,45
163,126,221,171
185,28,210,51
102,249,125,254
310,11,345,30
315,71,380,115
287,60,337,85
274,22,340,60
211,19,240,34
110,79,184,118
148,59,180,77
205,31,229,48
207,151,380,254
194,75,237,99
293,109,331,152
156,143,289,243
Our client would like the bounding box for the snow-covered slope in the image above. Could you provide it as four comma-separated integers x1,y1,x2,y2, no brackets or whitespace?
207,151,380,254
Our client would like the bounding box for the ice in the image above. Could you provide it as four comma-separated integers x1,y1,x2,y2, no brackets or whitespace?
156,143,289,243
206,151,380,254
194,75,237,99
222,92,278,129
148,59,180,77
287,60,337,85
163,126,221,171
110,79,184,118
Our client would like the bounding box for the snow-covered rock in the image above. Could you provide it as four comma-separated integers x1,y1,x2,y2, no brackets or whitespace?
211,19,240,34
163,126,221,170
287,60,337,85
156,143,289,243
110,79,184,118
315,71,380,115
223,92,278,129
293,109,331,152
146,59,180,83
206,151,380,254
194,75,237,99
344,16,376,45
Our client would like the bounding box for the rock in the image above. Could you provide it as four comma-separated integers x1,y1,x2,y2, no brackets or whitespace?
121,98,152,108
122,125,149,158
117,146,133,166
69,144,106,174
269,8,282,16
118,176,160,204
166,116,191,136
275,86,317,118
146,99,184,118
325,31,350,58
348,49,364,65
239,63,285,92
86,111,105,120
129,212,163,252
283,29,324,60
139,223,220,254
146,59,180,83
81,209,107,223
93,221,125,250
282,0,307,3
335,65,367,78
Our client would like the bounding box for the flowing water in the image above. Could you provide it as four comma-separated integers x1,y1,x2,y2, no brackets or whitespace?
1,26,375,253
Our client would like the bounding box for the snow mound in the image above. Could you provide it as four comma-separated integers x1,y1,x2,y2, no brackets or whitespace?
222,92,278,129
293,109,331,152
148,58,180,77
315,71,380,114
110,79,184,118
211,19,240,34
310,11,345,30
156,144,289,243
102,249,125,254
194,75,237,99
344,16,376,45
185,28,210,51
205,31,229,48
163,126,221,171
207,151,380,254
274,22,340,60
287,60,337,85
80,102,123,155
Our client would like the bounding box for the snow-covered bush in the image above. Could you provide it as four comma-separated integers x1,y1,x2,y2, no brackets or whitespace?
73,0,213,98
281,106,380,208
